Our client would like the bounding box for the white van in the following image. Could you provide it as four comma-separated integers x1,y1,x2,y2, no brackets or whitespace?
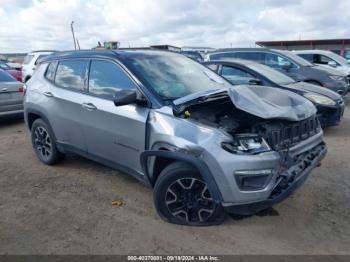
22,50,55,82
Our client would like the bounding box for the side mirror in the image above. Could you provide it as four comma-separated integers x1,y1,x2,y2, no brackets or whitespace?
113,89,137,106
281,61,292,71
248,78,262,85
328,61,337,67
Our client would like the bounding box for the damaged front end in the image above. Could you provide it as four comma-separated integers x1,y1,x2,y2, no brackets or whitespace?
170,85,326,214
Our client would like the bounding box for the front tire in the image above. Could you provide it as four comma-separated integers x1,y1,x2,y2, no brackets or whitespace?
153,161,225,226
31,119,64,165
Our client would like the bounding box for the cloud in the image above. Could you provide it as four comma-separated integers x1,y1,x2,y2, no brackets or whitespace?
0,0,349,52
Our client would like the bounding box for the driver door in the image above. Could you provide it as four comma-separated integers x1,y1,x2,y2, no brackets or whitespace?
81,59,150,174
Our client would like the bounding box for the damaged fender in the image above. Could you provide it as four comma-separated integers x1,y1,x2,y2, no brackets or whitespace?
140,150,223,202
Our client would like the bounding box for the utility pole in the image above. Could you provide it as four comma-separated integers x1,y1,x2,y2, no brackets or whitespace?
71,21,77,50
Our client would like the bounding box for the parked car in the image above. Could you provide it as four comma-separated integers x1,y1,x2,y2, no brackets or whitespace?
180,51,203,62
0,69,24,120
294,50,350,80
22,50,56,82
0,61,22,82
24,50,326,225
204,59,345,127
205,48,349,95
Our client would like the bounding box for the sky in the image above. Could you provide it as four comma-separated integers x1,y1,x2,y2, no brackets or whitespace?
0,0,349,53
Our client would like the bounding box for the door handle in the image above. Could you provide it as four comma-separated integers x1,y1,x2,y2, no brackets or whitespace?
1,88,8,92
43,91,54,97
82,102,97,111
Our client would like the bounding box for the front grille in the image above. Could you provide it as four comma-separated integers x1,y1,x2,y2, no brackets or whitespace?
265,115,321,150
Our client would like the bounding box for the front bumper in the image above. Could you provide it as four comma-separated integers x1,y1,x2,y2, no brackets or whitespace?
316,99,345,127
224,142,327,215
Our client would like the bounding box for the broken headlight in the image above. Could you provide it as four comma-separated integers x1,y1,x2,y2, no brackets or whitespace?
222,134,271,154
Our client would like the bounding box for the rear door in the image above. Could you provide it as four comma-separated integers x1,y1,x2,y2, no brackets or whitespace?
81,59,149,174
45,59,90,152
0,70,23,115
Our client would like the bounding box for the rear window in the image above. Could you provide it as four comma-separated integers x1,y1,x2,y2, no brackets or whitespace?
55,60,88,91
0,70,16,82
209,52,236,60
235,52,263,62
23,55,35,64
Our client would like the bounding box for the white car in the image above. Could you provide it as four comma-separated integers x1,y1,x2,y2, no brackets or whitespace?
22,50,55,82
294,50,350,79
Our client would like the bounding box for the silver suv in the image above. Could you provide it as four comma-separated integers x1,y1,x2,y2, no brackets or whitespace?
24,50,327,225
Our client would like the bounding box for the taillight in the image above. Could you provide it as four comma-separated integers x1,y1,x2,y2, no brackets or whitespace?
19,85,27,95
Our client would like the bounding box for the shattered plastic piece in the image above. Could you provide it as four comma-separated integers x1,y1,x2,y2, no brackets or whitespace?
111,200,124,206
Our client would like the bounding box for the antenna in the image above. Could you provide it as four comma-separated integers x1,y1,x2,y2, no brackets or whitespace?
71,21,77,50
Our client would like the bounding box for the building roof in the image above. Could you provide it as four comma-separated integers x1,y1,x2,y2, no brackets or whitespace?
256,38,350,47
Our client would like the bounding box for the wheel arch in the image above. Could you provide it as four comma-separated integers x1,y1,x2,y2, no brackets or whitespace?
25,109,59,147
140,150,223,202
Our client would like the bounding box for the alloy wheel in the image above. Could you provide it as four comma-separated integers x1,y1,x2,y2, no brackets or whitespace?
34,126,52,160
165,178,216,223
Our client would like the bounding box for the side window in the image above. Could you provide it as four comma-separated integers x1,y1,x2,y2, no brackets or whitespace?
88,60,136,99
221,66,256,85
298,53,313,62
55,60,88,92
317,55,337,65
45,61,58,82
235,52,262,62
265,53,295,69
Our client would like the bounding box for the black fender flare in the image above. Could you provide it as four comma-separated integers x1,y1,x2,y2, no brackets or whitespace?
140,150,223,202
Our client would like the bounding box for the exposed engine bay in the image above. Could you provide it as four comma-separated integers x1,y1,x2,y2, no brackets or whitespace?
180,97,321,152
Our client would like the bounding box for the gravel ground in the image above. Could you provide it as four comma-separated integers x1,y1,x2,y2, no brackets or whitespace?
0,97,349,255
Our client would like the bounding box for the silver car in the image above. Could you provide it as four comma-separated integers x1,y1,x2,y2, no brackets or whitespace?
0,69,24,120
24,50,327,225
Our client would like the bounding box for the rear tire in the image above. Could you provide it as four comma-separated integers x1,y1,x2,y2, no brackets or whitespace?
31,118,64,165
153,161,225,226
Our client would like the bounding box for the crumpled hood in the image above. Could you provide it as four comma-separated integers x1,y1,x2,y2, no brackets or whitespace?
173,85,317,121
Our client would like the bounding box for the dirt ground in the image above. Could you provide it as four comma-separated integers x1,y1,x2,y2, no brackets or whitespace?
0,98,349,255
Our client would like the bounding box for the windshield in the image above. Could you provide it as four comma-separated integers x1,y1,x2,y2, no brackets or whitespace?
279,50,314,66
181,51,203,61
0,70,16,82
246,62,295,85
123,53,231,100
